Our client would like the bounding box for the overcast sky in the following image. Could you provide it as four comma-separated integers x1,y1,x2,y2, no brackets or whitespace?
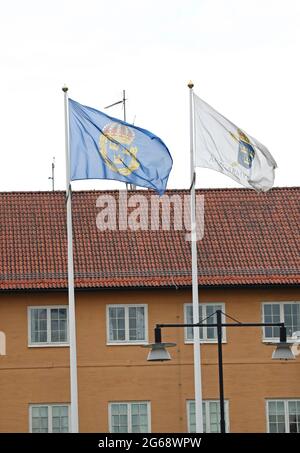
1,0,299,192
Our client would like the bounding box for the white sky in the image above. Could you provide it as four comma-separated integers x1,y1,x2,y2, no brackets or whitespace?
0,0,299,192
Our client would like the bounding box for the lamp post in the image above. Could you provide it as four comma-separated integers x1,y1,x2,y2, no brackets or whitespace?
144,310,295,433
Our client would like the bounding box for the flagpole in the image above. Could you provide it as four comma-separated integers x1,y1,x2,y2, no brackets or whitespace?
188,81,204,433
62,85,79,433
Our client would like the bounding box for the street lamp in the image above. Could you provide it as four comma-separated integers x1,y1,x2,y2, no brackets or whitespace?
144,310,295,433
291,331,300,358
145,327,176,361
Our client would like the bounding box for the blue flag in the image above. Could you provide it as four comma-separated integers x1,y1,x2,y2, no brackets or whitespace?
69,99,173,195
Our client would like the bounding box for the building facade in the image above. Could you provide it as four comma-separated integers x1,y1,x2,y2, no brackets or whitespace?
0,188,299,432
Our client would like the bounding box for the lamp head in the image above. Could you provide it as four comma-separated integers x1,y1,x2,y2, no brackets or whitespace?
292,331,300,341
143,341,176,362
272,342,295,360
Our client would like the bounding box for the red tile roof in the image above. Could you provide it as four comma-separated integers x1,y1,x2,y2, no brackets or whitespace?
0,188,299,290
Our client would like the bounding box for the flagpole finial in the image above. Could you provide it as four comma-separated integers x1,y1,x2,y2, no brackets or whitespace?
188,81,194,89
62,85,69,93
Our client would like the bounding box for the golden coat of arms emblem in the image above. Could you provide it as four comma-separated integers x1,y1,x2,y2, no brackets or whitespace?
99,122,140,176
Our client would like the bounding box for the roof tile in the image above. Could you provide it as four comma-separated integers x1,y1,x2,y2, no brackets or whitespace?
0,188,299,290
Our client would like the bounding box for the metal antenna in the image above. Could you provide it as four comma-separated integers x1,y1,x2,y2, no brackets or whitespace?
48,157,55,191
104,90,136,191
122,89,126,122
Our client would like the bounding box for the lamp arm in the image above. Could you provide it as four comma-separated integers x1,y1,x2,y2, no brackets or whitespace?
156,322,286,329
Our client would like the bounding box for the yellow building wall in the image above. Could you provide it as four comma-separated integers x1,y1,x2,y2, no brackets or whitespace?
0,286,299,432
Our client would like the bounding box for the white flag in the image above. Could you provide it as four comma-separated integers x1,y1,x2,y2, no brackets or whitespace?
194,94,277,192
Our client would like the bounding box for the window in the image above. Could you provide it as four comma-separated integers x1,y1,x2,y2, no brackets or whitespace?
267,400,300,433
0,331,6,355
262,302,300,341
109,402,150,433
30,404,69,433
187,400,230,433
184,303,226,342
28,306,68,346
107,305,147,344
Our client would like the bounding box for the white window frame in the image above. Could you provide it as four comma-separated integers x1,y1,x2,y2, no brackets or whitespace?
106,304,148,345
28,306,69,347
262,301,300,343
29,404,70,433
187,400,230,433
266,399,300,433
108,401,151,433
184,303,227,343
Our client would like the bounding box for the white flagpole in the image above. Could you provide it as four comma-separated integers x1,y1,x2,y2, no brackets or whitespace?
62,86,79,433
188,81,204,433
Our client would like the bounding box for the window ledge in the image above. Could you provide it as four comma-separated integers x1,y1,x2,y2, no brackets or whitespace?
184,340,227,345
28,343,69,348
262,339,294,345
106,341,148,346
